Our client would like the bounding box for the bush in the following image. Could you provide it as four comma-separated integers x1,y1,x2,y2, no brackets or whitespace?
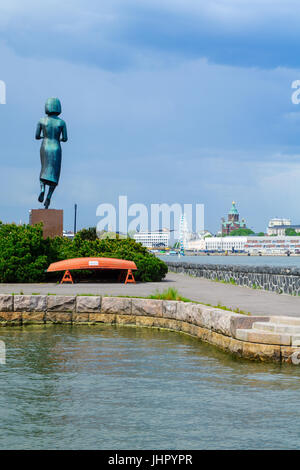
0,223,51,282
0,224,168,283
51,235,168,282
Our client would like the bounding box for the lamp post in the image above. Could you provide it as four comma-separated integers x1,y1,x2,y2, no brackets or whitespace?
74,204,77,235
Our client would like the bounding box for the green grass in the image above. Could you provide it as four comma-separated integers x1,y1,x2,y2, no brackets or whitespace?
199,301,251,315
148,287,192,302
216,302,250,315
213,277,237,285
77,293,99,296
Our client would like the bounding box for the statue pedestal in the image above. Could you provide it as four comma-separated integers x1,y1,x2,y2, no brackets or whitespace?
29,209,63,239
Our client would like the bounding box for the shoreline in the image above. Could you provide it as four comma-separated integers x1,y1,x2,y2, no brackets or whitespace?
1,294,300,365
162,252,300,257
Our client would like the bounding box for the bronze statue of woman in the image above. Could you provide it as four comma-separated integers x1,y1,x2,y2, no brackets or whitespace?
35,98,68,209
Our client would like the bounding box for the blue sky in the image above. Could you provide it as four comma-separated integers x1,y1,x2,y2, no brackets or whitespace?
1,0,300,233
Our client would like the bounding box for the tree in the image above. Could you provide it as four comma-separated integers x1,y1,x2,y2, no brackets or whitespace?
225,228,255,236
76,227,97,241
0,223,51,282
285,228,298,236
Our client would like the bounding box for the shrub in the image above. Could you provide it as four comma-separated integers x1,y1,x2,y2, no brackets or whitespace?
0,224,168,283
51,235,168,282
0,223,50,282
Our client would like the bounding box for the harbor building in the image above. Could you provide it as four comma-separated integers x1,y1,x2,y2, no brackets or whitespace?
267,218,300,236
204,236,247,252
221,201,247,235
63,230,75,240
187,236,300,255
134,229,170,248
268,218,291,230
244,236,300,254
186,238,206,251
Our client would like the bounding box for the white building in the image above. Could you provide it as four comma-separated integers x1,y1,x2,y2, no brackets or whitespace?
267,218,291,235
245,236,300,254
186,238,206,251
63,230,75,240
134,230,170,248
268,218,291,228
187,234,300,254
204,236,247,252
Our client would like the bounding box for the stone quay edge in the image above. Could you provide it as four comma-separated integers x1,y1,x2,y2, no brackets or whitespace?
166,261,300,295
0,294,299,364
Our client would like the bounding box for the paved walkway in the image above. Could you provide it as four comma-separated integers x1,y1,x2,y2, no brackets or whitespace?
1,272,300,317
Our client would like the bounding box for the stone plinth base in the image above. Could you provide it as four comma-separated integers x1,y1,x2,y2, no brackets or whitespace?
29,209,63,239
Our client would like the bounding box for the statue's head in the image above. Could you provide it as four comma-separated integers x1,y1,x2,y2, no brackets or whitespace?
45,97,61,116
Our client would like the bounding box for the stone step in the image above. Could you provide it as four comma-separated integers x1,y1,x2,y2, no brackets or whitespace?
268,316,300,326
291,336,300,347
253,322,300,335
235,328,291,346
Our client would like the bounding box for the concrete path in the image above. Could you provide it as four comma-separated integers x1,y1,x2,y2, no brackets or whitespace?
1,272,300,317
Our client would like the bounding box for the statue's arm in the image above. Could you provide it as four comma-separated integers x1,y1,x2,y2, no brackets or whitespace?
35,121,43,140
60,122,68,142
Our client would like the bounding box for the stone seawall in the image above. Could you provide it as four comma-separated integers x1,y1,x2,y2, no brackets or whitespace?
166,261,300,295
1,294,300,364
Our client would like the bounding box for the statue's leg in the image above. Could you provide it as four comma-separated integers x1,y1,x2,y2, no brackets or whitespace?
44,184,56,209
38,181,45,203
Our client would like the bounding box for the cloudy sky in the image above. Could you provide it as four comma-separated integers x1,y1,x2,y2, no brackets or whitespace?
1,0,300,233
